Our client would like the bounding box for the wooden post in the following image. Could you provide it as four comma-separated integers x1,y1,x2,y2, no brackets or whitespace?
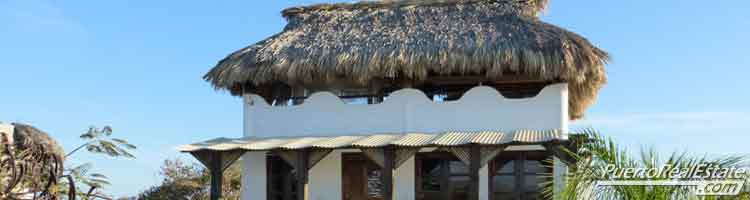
468,145,481,200
382,146,395,200
296,149,310,200
209,151,223,200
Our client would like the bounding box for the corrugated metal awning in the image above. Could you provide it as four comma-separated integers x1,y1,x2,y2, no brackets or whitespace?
178,129,565,153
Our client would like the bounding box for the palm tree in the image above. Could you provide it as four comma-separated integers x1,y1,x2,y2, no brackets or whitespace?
549,129,750,200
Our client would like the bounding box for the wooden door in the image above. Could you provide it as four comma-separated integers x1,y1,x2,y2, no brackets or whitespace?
342,154,384,200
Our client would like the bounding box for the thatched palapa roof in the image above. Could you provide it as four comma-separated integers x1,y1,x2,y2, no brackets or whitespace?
205,0,609,119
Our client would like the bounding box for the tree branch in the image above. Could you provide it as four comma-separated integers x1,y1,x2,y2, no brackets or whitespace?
65,141,94,159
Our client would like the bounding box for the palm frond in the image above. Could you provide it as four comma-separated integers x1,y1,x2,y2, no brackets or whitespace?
550,130,750,200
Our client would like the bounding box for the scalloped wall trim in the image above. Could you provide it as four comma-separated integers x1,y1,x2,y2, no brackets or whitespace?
247,83,564,107
243,83,568,137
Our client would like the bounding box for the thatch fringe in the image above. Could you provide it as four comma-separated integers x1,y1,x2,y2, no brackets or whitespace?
205,0,608,119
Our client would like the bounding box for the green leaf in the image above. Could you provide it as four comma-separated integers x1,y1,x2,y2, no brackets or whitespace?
86,144,103,153
89,173,108,179
112,138,137,149
79,132,95,139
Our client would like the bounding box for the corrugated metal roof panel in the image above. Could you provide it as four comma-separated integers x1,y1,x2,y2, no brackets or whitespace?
430,132,477,146
470,131,509,144
178,137,239,152
390,133,438,147
312,136,363,148
278,137,326,149
512,129,562,142
243,138,290,150
352,134,402,147
178,129,565,152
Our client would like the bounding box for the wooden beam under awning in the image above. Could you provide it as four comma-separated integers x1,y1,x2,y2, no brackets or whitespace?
273,148,332,200
442,144,506,200
359,146,416,200
543,143,578,167
189,150,244,200
295,149,310,200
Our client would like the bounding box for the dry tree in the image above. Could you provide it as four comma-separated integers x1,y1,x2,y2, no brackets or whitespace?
1,123,64,200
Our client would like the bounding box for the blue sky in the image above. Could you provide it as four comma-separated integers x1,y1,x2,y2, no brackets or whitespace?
1,0,749,197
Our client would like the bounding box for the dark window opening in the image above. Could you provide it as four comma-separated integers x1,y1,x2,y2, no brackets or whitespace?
423,82,550,102
267,155,298,200
415,152,470,200
490,151,552,200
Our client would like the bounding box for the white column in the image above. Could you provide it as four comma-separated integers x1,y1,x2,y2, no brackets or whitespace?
394,157,416,200
243,95,255,137
555,83,570,198
309,150,342,200
241,151,267,200
553,157,568,200
479,165,489,200
241,95,264,200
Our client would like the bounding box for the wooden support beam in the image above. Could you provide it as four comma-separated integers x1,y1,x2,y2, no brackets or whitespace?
382,146,395,200
209,151,223,200
468,145,481,200
295,149,310,200
543,143,578,167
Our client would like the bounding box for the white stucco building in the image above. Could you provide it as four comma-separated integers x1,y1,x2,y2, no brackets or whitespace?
180,0,609,200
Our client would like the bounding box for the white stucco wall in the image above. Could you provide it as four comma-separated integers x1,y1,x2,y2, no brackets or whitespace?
394,156,416,200
307,149,420,200
240,84,570,200
241,151,267,200
309,149,347,200
244,83,568,137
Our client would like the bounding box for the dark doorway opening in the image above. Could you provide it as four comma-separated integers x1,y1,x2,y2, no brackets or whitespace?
267,155,298,200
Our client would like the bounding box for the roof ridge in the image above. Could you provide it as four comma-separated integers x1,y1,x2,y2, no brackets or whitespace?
281,0,547,18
